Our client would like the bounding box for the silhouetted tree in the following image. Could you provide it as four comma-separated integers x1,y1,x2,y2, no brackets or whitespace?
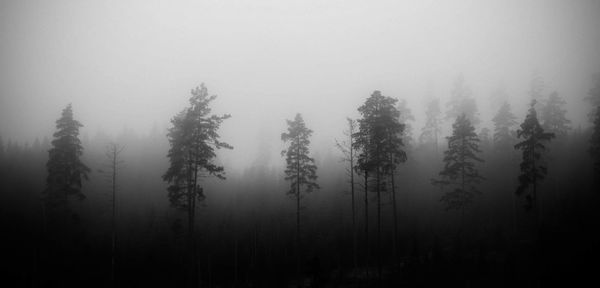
335,117,358,270
164,84,232,233
492,102,518,152
163,84,232,286
446,75,480,126
514,100,554,216
281,113,319,253
420,98,442,153
540,91,571,138
45,104,90,207
104,143,124,286
433,114,484,218
355,90,406,278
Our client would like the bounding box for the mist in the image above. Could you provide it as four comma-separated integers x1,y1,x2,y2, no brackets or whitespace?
1,0,600,287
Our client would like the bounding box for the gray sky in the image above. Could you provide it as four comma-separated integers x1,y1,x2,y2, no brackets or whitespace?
1,0,600,169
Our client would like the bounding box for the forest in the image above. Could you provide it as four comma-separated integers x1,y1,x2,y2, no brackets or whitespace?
1,1,600,287
1,74,600,287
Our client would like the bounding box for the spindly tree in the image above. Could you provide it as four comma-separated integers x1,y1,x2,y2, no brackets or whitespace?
45,104,90,207
514,100,554,216
281,113,319,245
355,90,406,278
446,75,480,126
420,98,442,152
163,84,233,235
335,117,358,269
540,91,571,139
492,101,518,152
433,114,484,217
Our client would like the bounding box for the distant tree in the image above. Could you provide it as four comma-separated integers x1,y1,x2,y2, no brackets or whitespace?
420,98,442,153
514,100,555,215
492,102,518,152
355,90,406,278
433,114,484,218
164,84,232,233
540,91,571,139
281,113,319,250
479,128,492,153
446,75,480,126
529,72,545,101
397,99,415,147
335,117,358,269
591,105,600,176
45,104,90,206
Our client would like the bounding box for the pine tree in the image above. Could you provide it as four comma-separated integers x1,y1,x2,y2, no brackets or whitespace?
514,100,555,214
492,101,518,152
540,91,571,138
446,75,480,126
163,84,232,286
397,99,415,147
163,84,232,233
529,72,545,101
281,113,319,250
420,98,442,153
433,114,484,215
45,104,90,206
355,90,406,278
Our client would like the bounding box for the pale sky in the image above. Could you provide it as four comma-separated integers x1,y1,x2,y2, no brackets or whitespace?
1,0,599,169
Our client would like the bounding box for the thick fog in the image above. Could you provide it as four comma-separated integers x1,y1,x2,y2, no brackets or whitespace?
2,1,600,287
2,0,600,174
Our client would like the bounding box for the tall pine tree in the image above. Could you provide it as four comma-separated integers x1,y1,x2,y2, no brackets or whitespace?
540,91,571,139
45,104,90,206
420,98,442,153
446,75,480,126
492,101,518,152
163,84,233,234
355,90,406,278
514,100,554,214
433,114,484,215
281,113,319,248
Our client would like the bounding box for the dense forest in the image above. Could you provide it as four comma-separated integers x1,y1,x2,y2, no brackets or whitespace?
1,73,600,287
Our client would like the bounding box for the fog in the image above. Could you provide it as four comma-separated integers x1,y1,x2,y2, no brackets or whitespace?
1,1,600,287
2,0,600,172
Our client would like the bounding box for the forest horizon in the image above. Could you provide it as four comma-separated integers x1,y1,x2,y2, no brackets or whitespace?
1,1,600,287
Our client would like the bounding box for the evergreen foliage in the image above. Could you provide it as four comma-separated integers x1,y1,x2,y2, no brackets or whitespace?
540,91,571,138
514,100,555,210
433,114,484,211
446,75,480,126
45,104,90,205
492,102,518,152
163,83,232,234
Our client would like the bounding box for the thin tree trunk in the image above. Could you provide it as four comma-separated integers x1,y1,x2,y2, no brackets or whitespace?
364,171,369,278
111,149,117,287
376,166,382,281
391,168,398,266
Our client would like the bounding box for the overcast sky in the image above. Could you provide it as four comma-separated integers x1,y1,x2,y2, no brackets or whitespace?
1,0,600,168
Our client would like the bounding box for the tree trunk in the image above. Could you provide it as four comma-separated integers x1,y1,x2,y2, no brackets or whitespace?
390,168,398,266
